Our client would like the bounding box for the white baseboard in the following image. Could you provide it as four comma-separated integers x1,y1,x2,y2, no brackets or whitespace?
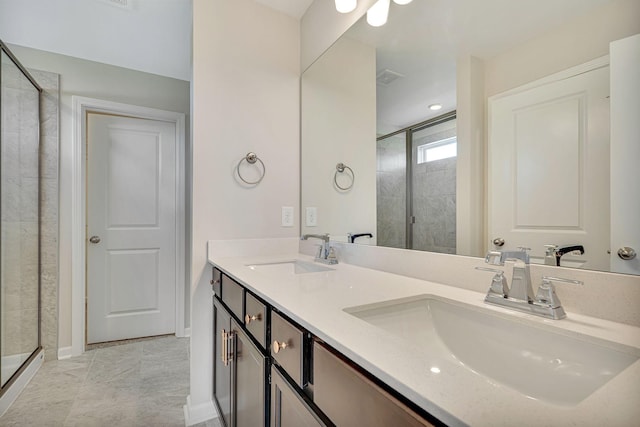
57,346,73,360
0,350,44,416
183,395,217,426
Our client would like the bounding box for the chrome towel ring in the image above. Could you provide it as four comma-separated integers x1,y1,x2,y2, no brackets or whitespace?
334,162,354,190
236,152,266,185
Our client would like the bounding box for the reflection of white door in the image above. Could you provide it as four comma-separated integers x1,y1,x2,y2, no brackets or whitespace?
610,34,640,275
488,65,609,270
87,113,176,344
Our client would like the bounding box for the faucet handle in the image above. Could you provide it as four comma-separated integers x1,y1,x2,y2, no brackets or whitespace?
484,251,503,265
535,276,583,308
475,267,509,296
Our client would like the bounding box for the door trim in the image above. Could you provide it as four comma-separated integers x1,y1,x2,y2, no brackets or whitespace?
71,96,186,356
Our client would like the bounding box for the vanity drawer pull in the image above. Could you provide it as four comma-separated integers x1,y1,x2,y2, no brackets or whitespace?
245,292,268,349
271,311,305,387
245,313,262,324
272,339,289,354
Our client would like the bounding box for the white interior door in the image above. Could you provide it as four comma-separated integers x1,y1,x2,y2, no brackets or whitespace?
488,65,610,270
610,34,640,275
87,113,177,344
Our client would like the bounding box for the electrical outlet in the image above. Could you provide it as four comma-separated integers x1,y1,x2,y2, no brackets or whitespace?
305,207,317,227
281,206,294,227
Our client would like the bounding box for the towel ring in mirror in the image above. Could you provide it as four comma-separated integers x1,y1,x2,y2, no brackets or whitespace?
334,162,354,191
236,152,266,185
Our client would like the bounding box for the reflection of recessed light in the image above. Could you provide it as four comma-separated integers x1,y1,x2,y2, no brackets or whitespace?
429,104,442,111
430,366,441,374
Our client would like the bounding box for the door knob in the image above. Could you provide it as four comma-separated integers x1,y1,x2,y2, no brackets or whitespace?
617,247,637,260
492,237,505,247
89,236,101,244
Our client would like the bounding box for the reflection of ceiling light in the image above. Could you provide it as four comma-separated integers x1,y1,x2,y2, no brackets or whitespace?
429,104,443,111
393,0,413,4
335,0,357,13
430,366,441,374
367,0,390,27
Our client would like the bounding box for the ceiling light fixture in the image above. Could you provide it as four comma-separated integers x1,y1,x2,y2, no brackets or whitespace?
367,0,390,27
335,0,357,13
392,0,413,4
429,104,443,111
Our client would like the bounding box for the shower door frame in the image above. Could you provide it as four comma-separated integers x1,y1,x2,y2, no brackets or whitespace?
376,110,457,250
0,39,43,399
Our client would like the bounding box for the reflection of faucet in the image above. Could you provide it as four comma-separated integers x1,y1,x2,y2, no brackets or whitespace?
301,234,338,265
479,248,583,319
347,233,373,243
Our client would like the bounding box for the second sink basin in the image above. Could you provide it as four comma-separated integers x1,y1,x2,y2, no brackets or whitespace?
344,295,639,406
246,260,334,275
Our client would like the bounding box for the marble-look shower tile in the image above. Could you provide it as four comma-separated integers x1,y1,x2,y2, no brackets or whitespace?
20,177,39,222
40,135,59,179
1,132,20,178
1,87,21,133
40,92,60,138
1,176,21,221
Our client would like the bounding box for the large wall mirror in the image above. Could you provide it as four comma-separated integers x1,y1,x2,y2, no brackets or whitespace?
301,0,640,275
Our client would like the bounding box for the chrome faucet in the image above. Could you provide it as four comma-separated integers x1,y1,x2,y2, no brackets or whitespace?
478,248,582,319
301,234,338,265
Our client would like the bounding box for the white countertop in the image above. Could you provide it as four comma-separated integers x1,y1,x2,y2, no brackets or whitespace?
208,251,640,427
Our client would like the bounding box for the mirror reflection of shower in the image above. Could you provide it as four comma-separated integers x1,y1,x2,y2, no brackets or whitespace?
0,40,42,394
376,112,456,252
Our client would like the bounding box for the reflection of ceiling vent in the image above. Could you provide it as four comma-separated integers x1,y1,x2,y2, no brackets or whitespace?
376,69,405,86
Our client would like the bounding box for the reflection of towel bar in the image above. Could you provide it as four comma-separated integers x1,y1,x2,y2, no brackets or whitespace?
236,152,266,185
334,162,354,190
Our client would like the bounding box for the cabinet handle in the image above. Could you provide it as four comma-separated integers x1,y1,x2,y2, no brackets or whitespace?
221,329,228,366
210,278,220,285
272,339,289,354
245,313,262,324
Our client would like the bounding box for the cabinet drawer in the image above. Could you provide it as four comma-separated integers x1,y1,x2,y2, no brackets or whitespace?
314,341,434,427
211,267,222,296
244,292,268,350
271,311,305,388
221,274,244,321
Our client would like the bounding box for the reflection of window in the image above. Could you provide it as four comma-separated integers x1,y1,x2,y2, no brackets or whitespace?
417,137,457,164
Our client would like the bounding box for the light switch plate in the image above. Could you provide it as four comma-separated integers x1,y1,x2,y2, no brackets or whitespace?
305,207,317,227
281,206,294,227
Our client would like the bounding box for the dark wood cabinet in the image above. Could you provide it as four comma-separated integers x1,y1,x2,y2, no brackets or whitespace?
271,366,326,427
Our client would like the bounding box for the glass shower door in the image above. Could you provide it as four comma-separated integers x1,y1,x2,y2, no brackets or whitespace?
1,47,41,387
410,119,457,253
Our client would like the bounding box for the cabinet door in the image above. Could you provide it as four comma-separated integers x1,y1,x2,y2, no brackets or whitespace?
314,341,435,427
271,366,326,427
213,298,233,427
233,319,267,427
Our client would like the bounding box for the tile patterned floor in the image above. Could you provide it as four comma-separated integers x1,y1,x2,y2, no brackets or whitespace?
0,336,221,427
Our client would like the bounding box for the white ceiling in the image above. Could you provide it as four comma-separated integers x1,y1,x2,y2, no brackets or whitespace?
0,0,312,81
0,0,193,80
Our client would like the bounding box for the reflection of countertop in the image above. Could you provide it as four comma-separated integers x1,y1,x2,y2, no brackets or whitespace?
208,251,640,427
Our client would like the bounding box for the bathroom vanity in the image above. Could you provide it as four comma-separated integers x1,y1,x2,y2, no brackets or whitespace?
208,248,640,427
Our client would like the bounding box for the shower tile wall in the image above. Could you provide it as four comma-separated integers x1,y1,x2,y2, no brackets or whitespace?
32,69,59,361
0,66,59,365
412,125,456,254
376,134,406,248
1,60,40,374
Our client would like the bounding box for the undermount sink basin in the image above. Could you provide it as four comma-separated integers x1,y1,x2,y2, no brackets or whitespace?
344,295,639,406
246,260,334,275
